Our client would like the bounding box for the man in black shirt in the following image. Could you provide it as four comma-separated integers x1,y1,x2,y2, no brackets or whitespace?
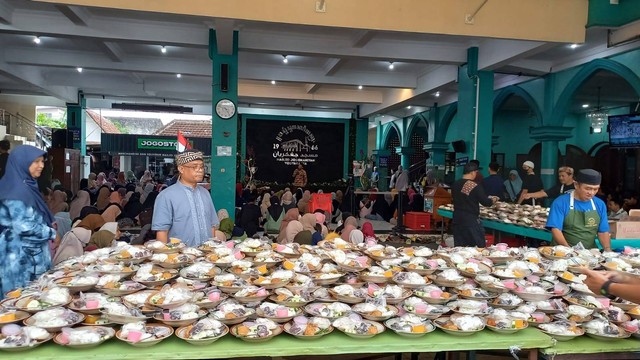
517,161,544,206
483,162,504,199
522,166,574,204
452,162,498,247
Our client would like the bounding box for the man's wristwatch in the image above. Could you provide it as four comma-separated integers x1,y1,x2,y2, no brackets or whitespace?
600,280,616,299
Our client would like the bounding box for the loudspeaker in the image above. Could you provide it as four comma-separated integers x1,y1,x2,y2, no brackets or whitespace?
52,129,71,148
452,140,466,153
220,63,229,92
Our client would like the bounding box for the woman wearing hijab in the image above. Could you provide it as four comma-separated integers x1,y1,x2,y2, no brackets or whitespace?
300,213,319,245
504,170,523,203
349,229,364,245
47,189,69,214
237,193,261,237
139,183,155,204
96,172,106,188
294,188,304,205
139,170,153,185
281,191,295,212
260,194,271,220
0,145,58,295
361,222,376,244
85,222,119,251
125,170,137,183
116,172,126,187
297,190,311,214
54,212,72,240
285,220,306,244
121,192,143,221
95,186,111,211
76,206,99,224
109,190,122,207
264,196,285,234
87,173,97,189
277,208,300,243
52,227,91,266
332,190,343,223
314,211,329,238
69,190,90,220
76,214,106,233
340,216,358,241
101,203,122,223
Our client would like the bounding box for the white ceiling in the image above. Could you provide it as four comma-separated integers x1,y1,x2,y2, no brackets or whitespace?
0,1,637,118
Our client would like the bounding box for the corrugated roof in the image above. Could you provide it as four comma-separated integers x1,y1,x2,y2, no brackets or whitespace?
85,110,121,134
153,119,212,138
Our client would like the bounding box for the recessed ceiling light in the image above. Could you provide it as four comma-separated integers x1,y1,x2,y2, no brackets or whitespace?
570,43,579,49
282,55,288,64
388,62,395,70
582,104,589,108
161,46,167,54
271,80,276,85
76,67,83,73
434,91,440,97
593,127,602,133
176,73,182,78
407,106,412,109
358,85,363,90
33,36,41,44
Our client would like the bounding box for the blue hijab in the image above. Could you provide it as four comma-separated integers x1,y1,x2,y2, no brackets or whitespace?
0,145,54,226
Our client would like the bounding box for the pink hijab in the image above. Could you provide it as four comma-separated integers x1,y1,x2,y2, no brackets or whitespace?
361,222,375,238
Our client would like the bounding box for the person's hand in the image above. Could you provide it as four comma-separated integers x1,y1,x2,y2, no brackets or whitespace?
521,193,531,200
581,268,609,294
604,270,631,283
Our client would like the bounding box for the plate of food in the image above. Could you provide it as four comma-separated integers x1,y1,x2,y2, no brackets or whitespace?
328,285,367,304
270,288,315,308
513,286,554,302
432,269,465,287
583,319,631,340
23,308,85,332
486,316,528,334
385,314,435,338
402,297,451,319
86,263,138,277
413,285,456,305
490,293,523,310
434,314,485,336
359,266,394,283
0,325,53,352
0,310,31,326
210,302,255,325
312,272,344,286
100,303,149,325
332,315,385,339
153,304,207,327
453,285,499,301
53,326,115,348
116,322,173,347
213,274,252,294
352,303,398,321
145,287,193,310
95,275,146,296
527,312,553,327
538,321,584,341
193,289,228,309
539,246,573,260
230,318,282,343
145,239,186,254
175,318,229,345
131,265,178,287
304,302,352,320
283,316,334,339
256,302,302,323
456,261,493,278
151,253,195,269
401,258,444,276
564,293,605,310
179,262,221,281
253,270,294,290
110,246,153,264
14,287,71,313
53,274,99,293
233,286,270,304
392,272,431,289
448,299,491,316
68,292,115,314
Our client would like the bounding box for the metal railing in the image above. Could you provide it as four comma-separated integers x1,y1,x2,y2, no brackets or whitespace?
0,109,51,150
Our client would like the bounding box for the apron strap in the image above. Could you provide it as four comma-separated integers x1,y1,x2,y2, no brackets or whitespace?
569,192,574,210
590,198,596,211
560,184,564,193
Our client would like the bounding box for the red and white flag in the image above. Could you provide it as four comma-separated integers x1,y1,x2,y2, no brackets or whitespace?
177,130,191,153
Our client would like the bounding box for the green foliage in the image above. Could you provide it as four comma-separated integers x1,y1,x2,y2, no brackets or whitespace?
36,113,66,129
112,120,129,134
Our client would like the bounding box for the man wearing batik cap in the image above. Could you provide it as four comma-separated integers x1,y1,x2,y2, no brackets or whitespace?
152,150,219,247
546,169,611,251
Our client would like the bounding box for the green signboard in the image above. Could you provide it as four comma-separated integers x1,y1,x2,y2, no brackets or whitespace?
137,138,178,150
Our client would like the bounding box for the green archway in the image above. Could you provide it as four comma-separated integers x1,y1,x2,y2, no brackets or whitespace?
493,85,543,126
551,58,640,127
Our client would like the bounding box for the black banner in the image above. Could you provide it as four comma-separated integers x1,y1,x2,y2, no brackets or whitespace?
245,119,345,183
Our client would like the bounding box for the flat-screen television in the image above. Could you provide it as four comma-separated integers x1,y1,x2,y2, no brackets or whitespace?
609,113,640,148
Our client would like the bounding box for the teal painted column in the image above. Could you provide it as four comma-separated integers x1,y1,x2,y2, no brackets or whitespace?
355,118,369,161
66,93,86,156
457,47,494,178
395,146,414,170
209,30,239,218
372,148,390,191
530,126,573,188
423,142,449,184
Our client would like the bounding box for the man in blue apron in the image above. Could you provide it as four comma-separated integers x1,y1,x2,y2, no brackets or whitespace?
546,169,611,251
